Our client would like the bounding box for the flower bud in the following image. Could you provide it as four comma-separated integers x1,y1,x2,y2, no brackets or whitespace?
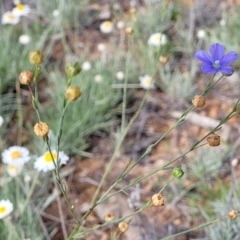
118,222,129,232
151,193,164,207
19,70,34,85
34,122,49,137
192,95,205,108
65,62,81,77
29,50,44,65
207,133,220,147
172,167,184,179
104,213,115,222
125,27,133,35
228,210,238,220
66,86,81,101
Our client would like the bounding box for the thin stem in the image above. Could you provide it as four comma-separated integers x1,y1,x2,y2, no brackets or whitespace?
16,80,23,145
71,92,149,236
160,215,228,240
21,172,40,214
53,172,68,240
45,141,79,223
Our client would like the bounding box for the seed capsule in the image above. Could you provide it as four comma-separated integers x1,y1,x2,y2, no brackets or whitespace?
118,222,129,232
29,50,44,65
65,62,81,77
192,95,205,108
104,213,115,222
65,86,81,101
34,122,49,137
172,167,184,179
207,133,220,147
19,70,33,85
228,210,238,220
125,27,133,35
151,193,164,207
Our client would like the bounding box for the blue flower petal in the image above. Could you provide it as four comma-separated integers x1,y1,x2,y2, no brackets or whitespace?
221,51,238,66
201,64,217,75
195,50,212,64
209,43,225,61
219,66,233,75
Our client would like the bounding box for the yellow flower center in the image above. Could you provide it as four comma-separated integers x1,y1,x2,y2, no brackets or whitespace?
9,165,16,170
44,152,57,163
7,13,14,20
0,206,6,213
17,4,24,11
10,151,21,159
155,35,161,41
104,21,112,28
145,78,152,85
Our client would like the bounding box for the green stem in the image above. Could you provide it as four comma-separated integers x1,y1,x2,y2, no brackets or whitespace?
160,216,228,240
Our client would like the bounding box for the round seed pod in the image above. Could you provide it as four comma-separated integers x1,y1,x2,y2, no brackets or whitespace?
66,86,81,101
159,56,168,65
129,7,136,15
151,193,164,207
207,133,220,147
34,122,49,137
19,70,33,85
228,210,238,220
118,222,129,233
192,95,206,108
172,167,184,179
29,50,44,65
104,213,115,222
125,27,133,35
65,62,81,77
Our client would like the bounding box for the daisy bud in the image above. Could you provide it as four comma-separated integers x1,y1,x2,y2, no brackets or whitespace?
192,95,205,108
228,210,238,220
34,122,49,137
118,222,129,233
125,27,133,35
19,70,33,85
104,213,115,222
29,50,44,65
65,62,81,78
207,133,220,147
66,86,81,101
172,167,184,179
151,193,164,207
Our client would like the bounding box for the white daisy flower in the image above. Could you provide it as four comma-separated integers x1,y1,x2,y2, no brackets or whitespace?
1,11,20,25
18,34,31,45
12,4,31,17
52,9,60,17
24,175,31,183
82,61,91,71
116,71,124,81
94,74,103,83
2,146,30,166
6,165,23,177
34,150,69,172
0,115,4,127
197,29,206,39
100,21,114,34
220,19,226,27
117,21,125,30
97,43,106,52
139,75,155,89
147,33,167,47
0,199,13,219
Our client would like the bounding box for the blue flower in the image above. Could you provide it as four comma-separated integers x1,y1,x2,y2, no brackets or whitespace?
195,43,238,75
